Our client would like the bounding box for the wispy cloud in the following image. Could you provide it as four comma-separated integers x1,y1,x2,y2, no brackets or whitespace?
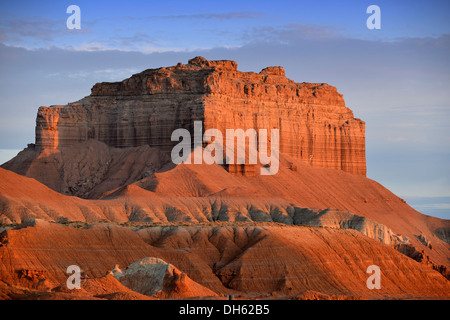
0,12,259,52
65,42,123,52
111,32,155,47
62,41,192,54
67,68,140,81
417,203,450,210
403,196,450,218
122,11,263,21
0,16,63,41
242,23,344,43
0,16,91,44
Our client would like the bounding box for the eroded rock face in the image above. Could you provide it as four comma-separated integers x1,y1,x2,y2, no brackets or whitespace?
34,57,366,175
110,257,218,298
293,208,409,246
1,221,449,299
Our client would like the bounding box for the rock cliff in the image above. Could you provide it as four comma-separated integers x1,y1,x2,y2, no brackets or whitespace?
33,56,366,175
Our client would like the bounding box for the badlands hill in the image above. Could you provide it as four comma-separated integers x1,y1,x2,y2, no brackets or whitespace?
0,57,448,299
0,218,449,300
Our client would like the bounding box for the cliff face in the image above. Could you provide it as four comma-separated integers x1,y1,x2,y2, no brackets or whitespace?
34,56,366,175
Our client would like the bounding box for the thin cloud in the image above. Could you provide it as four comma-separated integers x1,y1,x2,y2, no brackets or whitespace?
0,16,63,41
113,32,156,47
243,23,345,43
67,68,140,81
65,42,116,52
122,11,263,21
0,16,91,43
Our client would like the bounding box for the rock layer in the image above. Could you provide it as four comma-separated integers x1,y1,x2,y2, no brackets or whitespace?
1,151,448,269
33,57,366,175
1,220,449,299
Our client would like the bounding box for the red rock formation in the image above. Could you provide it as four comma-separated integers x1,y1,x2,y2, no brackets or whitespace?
32,57,366,175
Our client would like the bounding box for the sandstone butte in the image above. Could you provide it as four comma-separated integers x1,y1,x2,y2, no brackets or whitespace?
0,57,449,300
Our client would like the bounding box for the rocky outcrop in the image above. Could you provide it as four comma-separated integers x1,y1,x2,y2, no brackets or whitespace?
110,257,218,298
416,234,432,249
434,227,450,244
293,207,409,246
31,56,366,175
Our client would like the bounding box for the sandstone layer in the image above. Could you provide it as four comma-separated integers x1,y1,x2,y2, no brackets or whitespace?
0,220,448,299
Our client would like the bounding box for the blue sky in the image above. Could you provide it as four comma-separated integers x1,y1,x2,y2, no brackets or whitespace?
0,0,449,218
1,0,450,50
